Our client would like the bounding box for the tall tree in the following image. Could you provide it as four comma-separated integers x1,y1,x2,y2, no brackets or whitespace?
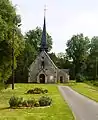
66,34,90,78
0,0,24,83
86,36,98,80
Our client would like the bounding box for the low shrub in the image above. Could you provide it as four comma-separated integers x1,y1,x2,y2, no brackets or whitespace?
4,80,9,89
27,88,48,94
9,96,35,108
0,81,9,91
42,89,48,94
33,88,42,94
93,81,98,87
34,101,40,107
9,96,52,108
22,100,28,107
27,90,34,94
4,83,9,89
9,96,23,108
39,96,52,106
22,99,35,107
26,98,35,107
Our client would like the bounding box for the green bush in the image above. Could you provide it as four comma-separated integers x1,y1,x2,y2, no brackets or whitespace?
39,96,52,106
34,101,40,107
4,80,10,89
76,73,85,82
9,96,23,108
9,96,35,108
27,88,48,94
26,98,35,107
33,88,42,94
27,89,33,94
22,100,28,107
42,89,48,94
0,81,9,91
93,81,98,87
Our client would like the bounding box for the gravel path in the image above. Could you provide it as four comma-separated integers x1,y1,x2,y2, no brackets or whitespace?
58,86,98,120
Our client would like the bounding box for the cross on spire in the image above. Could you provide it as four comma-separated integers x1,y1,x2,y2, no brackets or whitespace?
44,5,47,17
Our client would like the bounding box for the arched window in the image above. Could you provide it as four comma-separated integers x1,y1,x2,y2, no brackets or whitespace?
60,76,63,83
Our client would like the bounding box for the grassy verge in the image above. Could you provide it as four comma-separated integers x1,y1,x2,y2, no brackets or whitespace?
67,82,98,102
0,84,74,120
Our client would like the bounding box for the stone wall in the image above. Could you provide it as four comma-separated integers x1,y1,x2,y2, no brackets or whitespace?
28,51,58,83
57,70,69,83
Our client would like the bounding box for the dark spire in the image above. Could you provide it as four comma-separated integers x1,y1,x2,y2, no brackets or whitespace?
40,15,48,52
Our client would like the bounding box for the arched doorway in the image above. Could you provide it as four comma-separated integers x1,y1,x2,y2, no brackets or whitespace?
60,76,63,83
39,74,45,83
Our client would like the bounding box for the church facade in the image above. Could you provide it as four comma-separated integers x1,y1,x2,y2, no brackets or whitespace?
28,16,69,83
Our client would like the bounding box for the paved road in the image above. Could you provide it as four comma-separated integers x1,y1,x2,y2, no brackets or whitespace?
58,86,98,120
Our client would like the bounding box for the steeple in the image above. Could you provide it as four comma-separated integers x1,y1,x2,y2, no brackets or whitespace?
40,7,48,52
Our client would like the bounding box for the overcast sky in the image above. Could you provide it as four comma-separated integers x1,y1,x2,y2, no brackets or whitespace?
12,0,98,53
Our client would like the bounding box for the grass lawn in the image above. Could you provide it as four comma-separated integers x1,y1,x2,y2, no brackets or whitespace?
0,84,74,120
67,82,98,102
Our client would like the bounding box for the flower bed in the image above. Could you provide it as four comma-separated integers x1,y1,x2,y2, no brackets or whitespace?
27,87,48,94
9,96,52,108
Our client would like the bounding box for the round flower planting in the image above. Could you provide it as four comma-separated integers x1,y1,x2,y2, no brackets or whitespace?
9,96,52,108
27,88,48,94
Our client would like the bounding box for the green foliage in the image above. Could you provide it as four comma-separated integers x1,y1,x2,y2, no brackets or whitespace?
22,100,28,107
43,89,48,94
66,34,90,79
66,34,98,80
49,52,71,69
24,99,35,107
90,36,98,57
0,81,5,91
0,80,9,91
27,88,48,94
0,0,24,83
39,96,52,106
9,95,52,108
86,36,98,80
92,81,98,87
9,96,23,108
34,101,40,107
9,96,36,108
76,73,85,82
25,27,52,52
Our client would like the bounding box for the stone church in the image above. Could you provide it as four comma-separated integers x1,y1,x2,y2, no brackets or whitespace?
28,16,69,83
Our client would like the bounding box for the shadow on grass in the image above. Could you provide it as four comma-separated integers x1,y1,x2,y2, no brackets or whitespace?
0,107,29,111
0,107,10,111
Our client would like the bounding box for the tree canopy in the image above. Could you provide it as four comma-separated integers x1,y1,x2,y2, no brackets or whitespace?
86,36,98,80
66,34,90,79
0,0,24,82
